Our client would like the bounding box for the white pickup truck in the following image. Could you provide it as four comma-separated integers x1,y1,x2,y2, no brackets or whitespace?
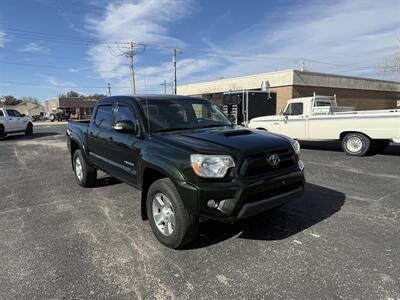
249,95,400,156
0,107,33,140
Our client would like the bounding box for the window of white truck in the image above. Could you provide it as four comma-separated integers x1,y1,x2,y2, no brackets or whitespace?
284,103,303,116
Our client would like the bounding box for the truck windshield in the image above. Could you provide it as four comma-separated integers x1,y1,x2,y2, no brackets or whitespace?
139,99,233,133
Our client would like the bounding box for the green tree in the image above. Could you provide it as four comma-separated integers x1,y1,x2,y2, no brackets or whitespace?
3,95,22,106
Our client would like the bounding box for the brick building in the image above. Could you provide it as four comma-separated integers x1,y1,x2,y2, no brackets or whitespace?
178,69,400,114
44,97,99,119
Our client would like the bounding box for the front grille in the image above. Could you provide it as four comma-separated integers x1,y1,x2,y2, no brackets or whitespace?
247,183,302,203
238,148,296,177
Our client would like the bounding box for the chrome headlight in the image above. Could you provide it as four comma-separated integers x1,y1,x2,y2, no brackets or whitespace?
190,154,235,178
291,139,300,154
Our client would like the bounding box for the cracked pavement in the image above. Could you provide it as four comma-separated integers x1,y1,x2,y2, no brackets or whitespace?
0,125,399,299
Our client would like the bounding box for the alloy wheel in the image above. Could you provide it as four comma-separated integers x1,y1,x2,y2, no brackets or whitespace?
152,193,176,236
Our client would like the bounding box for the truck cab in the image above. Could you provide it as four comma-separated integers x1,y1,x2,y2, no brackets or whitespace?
0,108,33,140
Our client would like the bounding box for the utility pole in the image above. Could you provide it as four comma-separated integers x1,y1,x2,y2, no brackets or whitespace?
129,42,136,95
160,80,167,94
107,82,112,96
172,48,177,94
300,59,305,72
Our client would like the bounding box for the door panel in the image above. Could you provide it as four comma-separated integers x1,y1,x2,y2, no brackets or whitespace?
5,110,18,131
283,115,306,139
109,102,141,186
87,104,116,174
281,102,307,139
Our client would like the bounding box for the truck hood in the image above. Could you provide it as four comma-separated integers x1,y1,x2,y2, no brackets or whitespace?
154,127,292,158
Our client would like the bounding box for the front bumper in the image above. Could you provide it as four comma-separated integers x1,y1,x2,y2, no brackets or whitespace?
176,167,305,222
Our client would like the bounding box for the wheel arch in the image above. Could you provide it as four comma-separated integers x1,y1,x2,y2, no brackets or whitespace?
140,167,169,220
340,131,371,140
69,138,88,165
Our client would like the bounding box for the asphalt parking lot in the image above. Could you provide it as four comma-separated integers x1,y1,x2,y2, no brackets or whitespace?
0,124,399,299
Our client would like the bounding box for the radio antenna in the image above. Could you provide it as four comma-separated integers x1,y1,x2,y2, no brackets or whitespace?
143,72,151,137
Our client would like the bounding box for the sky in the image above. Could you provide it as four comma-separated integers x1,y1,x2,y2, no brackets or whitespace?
0,0,399,103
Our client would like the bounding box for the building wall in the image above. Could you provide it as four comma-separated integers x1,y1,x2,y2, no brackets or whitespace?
45,97,98,119
178,70,294,95
178,69,400,114
196,84,399,115
292,86,399,110
271,86,295,114
45,99,60,113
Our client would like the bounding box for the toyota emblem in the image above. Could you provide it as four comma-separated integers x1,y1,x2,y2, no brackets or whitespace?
268,153,280,166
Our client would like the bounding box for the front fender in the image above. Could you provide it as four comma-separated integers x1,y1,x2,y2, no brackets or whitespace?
138,153,187,188
138,154,199,215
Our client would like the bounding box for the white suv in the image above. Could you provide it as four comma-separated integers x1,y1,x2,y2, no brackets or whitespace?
0,108,33,140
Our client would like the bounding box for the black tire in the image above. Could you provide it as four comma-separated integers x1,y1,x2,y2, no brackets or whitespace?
25,123,33,136
0,126,5,141
342,133,370,156
146,178,199,249
72,150,97,187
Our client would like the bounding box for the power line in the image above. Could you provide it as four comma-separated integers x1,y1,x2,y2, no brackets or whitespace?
0,80,129,89
0,26,130,46
1,26,395,70
0,48,131,67
0,60,168,78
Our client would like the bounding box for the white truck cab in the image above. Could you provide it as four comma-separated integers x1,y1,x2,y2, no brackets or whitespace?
0,107,33,140
249,94,400,156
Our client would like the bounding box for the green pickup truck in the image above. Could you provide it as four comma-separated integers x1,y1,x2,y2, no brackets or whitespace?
67,95,305,248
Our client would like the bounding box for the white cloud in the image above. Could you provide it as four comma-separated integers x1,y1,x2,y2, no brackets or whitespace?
86,0,192,83
47,76,77,88
20,42,49,53
87,0,400,94
199,0,400,81
0,32,6,48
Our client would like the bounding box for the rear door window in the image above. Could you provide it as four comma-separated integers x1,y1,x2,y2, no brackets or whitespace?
6,110,16,117
94,105,113,129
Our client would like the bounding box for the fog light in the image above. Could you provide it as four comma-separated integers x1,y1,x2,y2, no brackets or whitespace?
298,160,304,171
207,199,219,208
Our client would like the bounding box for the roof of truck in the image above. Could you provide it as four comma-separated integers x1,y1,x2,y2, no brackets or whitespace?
97,95,205,104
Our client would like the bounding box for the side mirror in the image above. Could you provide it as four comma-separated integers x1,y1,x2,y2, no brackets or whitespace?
114,120,136,134
21,113,26,117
